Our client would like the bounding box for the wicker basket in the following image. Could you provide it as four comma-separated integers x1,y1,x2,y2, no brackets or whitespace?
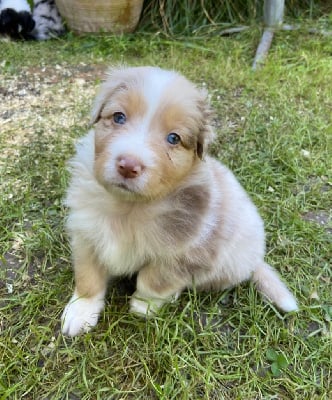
55,0,144,34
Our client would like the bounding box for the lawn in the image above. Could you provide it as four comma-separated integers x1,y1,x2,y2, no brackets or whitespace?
0,9,331,400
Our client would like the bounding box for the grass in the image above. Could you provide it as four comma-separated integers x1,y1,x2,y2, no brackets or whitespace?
0,13,331,400
139,0,331,36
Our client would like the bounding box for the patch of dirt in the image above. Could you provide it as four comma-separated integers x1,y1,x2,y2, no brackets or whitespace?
0,250,38,294
0,63,107,153
2,251,23,278
25,62,107,85
302,210,332,233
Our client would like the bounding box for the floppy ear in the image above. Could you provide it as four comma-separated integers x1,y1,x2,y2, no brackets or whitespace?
90,67,127,125
196,89,215,160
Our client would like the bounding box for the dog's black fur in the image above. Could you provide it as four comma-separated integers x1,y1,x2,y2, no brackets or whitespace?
0,7,35,38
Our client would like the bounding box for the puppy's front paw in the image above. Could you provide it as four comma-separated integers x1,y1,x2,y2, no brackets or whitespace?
61,292,105,337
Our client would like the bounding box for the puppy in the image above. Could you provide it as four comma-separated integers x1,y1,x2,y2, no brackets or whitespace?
61,66,298,337
29,0,65,41
0,0,35,38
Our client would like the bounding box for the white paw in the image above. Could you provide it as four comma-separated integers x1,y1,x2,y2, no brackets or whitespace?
129,293,164,317
129,291,180,317
61,291,105,337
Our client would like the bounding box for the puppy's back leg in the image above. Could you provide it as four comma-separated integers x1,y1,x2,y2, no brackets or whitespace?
130,263,185,316
61,242,108,336
252,262,298,312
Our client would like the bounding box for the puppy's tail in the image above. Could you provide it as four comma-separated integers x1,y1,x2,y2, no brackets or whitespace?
253,262,298,312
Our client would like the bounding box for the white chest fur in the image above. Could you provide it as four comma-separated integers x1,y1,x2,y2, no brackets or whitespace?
67,198,157,276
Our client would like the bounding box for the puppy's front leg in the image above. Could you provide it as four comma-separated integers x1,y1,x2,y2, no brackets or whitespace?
61,244,108,336
130,263,184,316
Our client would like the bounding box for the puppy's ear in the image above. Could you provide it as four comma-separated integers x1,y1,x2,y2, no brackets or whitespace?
90,67,127,125
90,87,108,126
196,89,215,160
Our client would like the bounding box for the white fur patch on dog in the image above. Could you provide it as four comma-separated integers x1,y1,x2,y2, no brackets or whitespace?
61,290,105,337
129,294,160,316
130,290,180,316
0,0,31,12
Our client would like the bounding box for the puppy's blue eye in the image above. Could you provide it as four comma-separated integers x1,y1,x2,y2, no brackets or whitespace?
167,133,181,145
113,112,126,124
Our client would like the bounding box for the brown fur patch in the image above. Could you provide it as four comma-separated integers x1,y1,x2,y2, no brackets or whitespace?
176,257,211,279
151,103,198,151
158,184,210,245
94,148,111,188
137,264,176,296
94,121,112,157
72,241,108,298
100,88,148,121
136,261,186,298
144,146,197,200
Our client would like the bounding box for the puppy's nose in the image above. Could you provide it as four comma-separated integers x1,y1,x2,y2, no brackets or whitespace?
116,156,144,179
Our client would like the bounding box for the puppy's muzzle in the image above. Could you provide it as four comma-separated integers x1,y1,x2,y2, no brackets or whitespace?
116,155,145,179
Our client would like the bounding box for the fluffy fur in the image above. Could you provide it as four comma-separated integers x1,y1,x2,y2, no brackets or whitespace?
30,0,64,40
61,66,298,337
0,0,35,38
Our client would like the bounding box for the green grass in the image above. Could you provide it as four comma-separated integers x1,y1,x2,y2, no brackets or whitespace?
0,18,331,400
139,0,331,36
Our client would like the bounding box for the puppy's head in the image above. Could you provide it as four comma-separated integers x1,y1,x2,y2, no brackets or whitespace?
0,9,19,34
91,66,214,200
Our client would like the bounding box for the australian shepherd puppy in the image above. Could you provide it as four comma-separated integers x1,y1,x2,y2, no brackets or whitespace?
61,66,298,336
